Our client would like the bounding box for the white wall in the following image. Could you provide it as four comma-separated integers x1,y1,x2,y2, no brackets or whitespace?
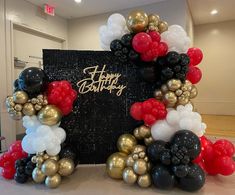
68,0,188,50
194,20,235,115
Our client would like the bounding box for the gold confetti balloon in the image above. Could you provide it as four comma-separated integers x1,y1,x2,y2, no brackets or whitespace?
106,152,127,179
58,158,75,176
127,10,148,33
13,91,28,104
32,167,46,183
41,159,59,176
117,134,137,154
137,173,151,188
45,173,61,188
38,105,62,126
122,167,138,184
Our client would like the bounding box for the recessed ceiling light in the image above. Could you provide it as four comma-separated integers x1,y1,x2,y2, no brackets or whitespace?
210,9,218,15
74,0,82,3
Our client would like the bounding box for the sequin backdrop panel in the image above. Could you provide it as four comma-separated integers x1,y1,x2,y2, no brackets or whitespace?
43,50,154,164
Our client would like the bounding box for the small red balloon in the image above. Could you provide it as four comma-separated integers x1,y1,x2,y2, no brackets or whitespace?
132,33,152,53
148,31,161,42
187,47,203,66
143,114,156,126
1,167,15,179
130,102,143,120
186,66,202,84
213,139,235,157
214,156,235,176
158,42,168,57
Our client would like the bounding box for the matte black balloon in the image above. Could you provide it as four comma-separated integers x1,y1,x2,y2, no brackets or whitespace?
166,51,180,65
59,146,79,166
151,164,176,190
121,34,133,47
178,164,205,192
110,39,123,51
139,65,157,83
180,54,190,66
25,161,35,176
172,165,189,178
170,130,201,160
15,159,25,169
18,67,48,95
147,140,167,163
14,172,28,184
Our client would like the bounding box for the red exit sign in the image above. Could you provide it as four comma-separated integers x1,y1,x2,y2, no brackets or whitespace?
44,4,55,16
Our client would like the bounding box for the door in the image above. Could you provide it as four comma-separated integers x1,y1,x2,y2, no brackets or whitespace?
13,24,63,139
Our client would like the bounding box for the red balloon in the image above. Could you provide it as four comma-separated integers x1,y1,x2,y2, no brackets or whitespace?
186,66,202,84
1,167,15,180
187,47,203,66
130,102,143,120
142,101,153,114
213,139,235,157
143,114,156,126
214,156,235,176
148,31,161,42
141,51,154,62
132,33,152,53
158,42,168,57
9,140,22,153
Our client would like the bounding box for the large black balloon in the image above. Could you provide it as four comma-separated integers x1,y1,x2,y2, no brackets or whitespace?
18,67,48,95
178,164,205,192
147,140,167,163
170,130,201,160
59,146,79,166
172,164,189,178
151,164,176,190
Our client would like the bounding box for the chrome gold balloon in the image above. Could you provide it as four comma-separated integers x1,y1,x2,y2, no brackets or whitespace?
122,167,137,184
22,102,36,116
45,173,61,188
49,155,60,161
14,104,23,112
175,89,183,96
148,14,160,25
133,159,147,175
158,21,168,33
13,91,28,104
153,89,163,100
164,91,177,105
144,136,154,146
178,96,189,105
41,159,59,176
167,79,182,91
190,85,198,98
132,145,146,154
38,105,62,126
133,128,141,139
106,152,127,179
138,125,151,138
137,173,151,188
161,84,168,93
58,158,75,176
32,167,46,183
117,134,137,154
36,156,44,165
127,10,148,33
126,155,135,167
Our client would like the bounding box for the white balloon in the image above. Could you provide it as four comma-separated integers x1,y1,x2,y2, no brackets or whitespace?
22,133,35,154
32,137,46,152
107,13,126,27
46,145,61,156
166,110,179,125
179,118,193,130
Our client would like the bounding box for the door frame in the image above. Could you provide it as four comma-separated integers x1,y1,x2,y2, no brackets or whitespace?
0,18,67,148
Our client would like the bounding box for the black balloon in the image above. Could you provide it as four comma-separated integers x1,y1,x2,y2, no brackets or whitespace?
14,172,28,184
178,164,205,192
18,67,48,95
180,54,190,66
151,164,176,190
59,146,79,166
147,140,167,163
110,40,123,51
160,149,171,165
166,51,180,65
25,161,35,176
172,165,189,178
121,34,133,47
170,130,201,160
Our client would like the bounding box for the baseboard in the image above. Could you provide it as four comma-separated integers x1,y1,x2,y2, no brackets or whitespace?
194,101,235,115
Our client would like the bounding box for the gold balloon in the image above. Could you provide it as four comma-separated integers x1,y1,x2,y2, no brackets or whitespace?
175,89,183,96
58,158,75,176
36,156,44,165
106,152,127,179
181,80,192,92
164,91,177,105
14,104,23,112
13,91,28,104
122,167,137,184
49,155,60,161
148,14,160,25
178,96,189,105
38,105,62,126
31,156,37,163
117,134,137,154
190,85,198,99
137,173,151,188
22,103,36,116
32,167,46,183
133,128,141,139
45,174,61,188
132,145,146,154
183,91,191,98
133,159,147,175
144,136,154,146
167,79,182,91
43,154,50,160
148,23,158,31
158,21,168,33
127,10,148,33
126,155,135,167
161,84,168,93
138,125,151,138
41,159,59,176
10,112,22,120
6,96,14,107
154,90,162,100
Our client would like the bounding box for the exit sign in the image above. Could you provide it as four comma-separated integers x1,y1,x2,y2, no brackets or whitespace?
44,4,55,16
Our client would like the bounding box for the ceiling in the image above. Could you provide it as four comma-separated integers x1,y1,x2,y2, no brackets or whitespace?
188,0,235,25
26,0,165,19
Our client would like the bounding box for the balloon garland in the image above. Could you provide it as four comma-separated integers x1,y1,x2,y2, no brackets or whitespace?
2,67,78,188
101,11,235,192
